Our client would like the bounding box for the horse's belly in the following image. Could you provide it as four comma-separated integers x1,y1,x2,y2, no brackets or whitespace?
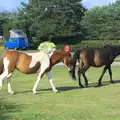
16,51,49,74
93,56,105,67
16,58,41,74
17,64,40,74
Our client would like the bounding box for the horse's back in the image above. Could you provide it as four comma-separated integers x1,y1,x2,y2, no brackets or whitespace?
80,48,94,62
4,50,19,58
79,48,112,67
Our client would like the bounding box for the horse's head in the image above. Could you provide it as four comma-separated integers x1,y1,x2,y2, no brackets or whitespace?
50,50,73,78
61,51,74,78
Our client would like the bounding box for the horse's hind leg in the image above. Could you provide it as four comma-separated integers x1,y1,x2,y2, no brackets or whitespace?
0,58,10,90
107,65,113,83
0,71,8,90
6,73,14,94
32,70,43,94
98,65,107,86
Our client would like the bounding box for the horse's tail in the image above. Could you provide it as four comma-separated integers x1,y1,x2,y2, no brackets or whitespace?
71,50,81,80
0,58,4,75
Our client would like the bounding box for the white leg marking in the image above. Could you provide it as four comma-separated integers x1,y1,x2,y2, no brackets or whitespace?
32,71,42,94
0,57,9,90
0,80,2,90
7,73,14,94
32,65,49,94
46,72,58,93
32,51,50,94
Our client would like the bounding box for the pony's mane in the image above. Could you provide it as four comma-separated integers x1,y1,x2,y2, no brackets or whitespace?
104,44,120,49
53,50,67,54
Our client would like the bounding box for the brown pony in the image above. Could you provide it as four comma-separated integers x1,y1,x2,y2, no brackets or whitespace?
71,45,120,87
0,50,73,94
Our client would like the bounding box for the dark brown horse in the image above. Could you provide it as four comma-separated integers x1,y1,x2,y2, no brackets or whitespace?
71,45,120,88
0,50,73,94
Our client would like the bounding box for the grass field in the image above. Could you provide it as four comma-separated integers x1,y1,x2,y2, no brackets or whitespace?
0,66,120,120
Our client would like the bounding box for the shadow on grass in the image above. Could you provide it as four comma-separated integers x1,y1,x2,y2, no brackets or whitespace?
17,86,80,94
0,98,22,120
88,79,120,88
16,80,120,94
40,86,80,92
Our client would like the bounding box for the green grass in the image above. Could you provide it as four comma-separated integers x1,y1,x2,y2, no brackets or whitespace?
0,66,120,120
0,46,5,53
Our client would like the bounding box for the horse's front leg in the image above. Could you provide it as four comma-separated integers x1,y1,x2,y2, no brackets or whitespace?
82,73,88,87
32,66,47,94
46,72,58,93
32,71,42,94
81,65,89,87
78,67,84,88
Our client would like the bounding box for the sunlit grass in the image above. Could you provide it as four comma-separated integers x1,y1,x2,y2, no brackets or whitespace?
0,66,120,120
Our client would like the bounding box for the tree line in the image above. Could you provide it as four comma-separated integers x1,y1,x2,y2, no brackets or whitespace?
0,0,120,47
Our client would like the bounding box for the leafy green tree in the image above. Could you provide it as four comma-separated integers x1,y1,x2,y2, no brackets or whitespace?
19,0,86,42
0,9,20,41
81,0,120,40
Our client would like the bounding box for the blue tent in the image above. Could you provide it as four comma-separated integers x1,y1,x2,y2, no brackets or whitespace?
4,29,28,50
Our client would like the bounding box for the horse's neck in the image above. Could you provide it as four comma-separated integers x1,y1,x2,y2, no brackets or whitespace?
112,47,120,57
50,54,63,67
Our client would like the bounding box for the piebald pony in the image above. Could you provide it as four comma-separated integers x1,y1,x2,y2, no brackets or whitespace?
0,50,73,94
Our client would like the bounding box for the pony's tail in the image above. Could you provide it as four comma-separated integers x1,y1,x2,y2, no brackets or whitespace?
71,50,81,80
0,58,4,75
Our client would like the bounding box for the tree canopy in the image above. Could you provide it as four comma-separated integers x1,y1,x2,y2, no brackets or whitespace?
17,0,86,41
1,0,120,46
81,0,120,40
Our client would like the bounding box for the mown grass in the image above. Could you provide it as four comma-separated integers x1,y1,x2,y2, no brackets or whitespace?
0,66,120,120
0,46,5,53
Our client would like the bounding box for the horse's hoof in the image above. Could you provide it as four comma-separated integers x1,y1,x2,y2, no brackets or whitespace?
10,91,15,95
110,81,114,84
33,90,37,94
53,89,58,93
33,92,36,95
8,90,15,95
72,77,76,81
72,78,76,81
97,82,102,86
79,85,84,88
